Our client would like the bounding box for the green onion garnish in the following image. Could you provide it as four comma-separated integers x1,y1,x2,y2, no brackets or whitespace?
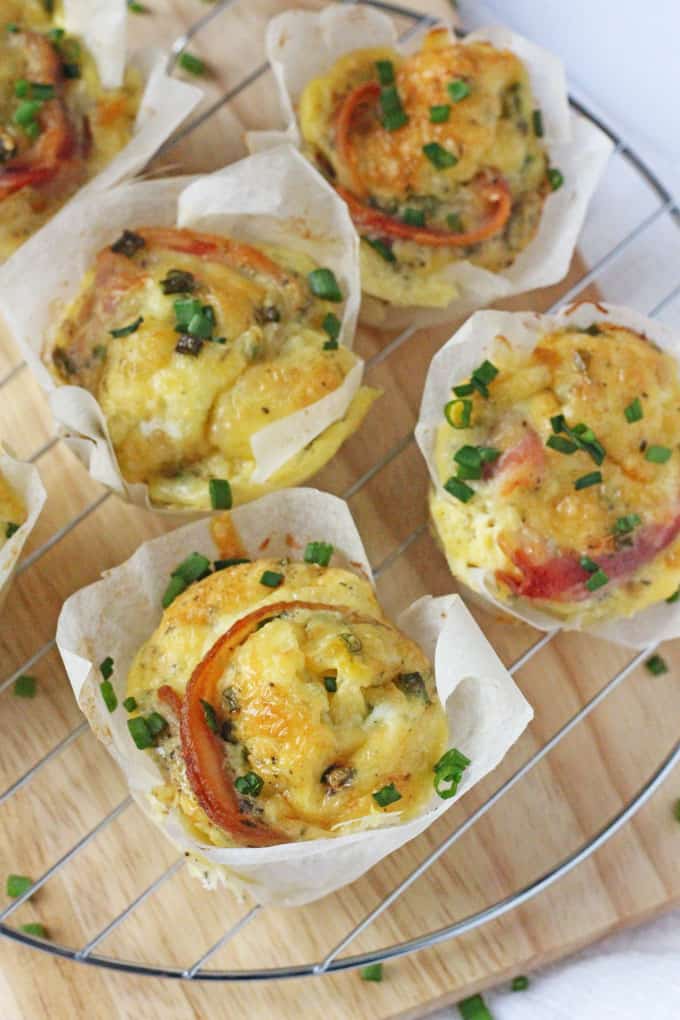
614,514,641,536
547,435,578,455
433,747,470,799
624,397,643,423
109,316,143,339
512,975,530,992
146,712,167,738
123,696,137,712
453,445,500,480
99,680,117,713
308,268,342,302
13,99,42,128
214,557,251,571
127,716,153,750
452,382,475,397
580,556,599,573
394,672,429,702
200,699,219,733
365,237,395,262
585,568,608,592
162,575,187,608
304,541,334,567
322,312,341,347
429,104,451,123
447,212,463,232
444,398,472,429
340,632,362,653
372,783,402,807
323,676,337,693
444,476,474,503
234,772,264,797
21,923,46,938
447,79,470,102
260,570,283,588
458,994,493,1020
13,674,36,698
172,552,212,584
6,874,32,898
532,108,544,136
550,415,605,465
645,654,668,676
645,445,672,464
402,207,425,227
209,478,232,510
375,60,394,86
674,799,680,823
666,587,680,604
379,85,408,131
179,52,206,76
574,471,602,490
5,522,20,538
470,359,499,396
547,167,564,191
423,141,458,169
100,657,114,680
360,963,383,982
127,0,149,12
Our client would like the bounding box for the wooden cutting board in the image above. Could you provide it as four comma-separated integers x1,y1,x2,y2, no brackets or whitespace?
1,2,679,1018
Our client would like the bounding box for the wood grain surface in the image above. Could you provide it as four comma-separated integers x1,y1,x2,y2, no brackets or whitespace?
1,2,679,1019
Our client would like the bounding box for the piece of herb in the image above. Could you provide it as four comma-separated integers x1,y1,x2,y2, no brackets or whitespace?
444,475,474,503
373,783,401,807
160,269,196,294
304,541,334,567
365,236,395,262
214,557,250,571
6,875,32,898
162,575,187,608
402,207,426,227
127,716,153,750
360,963,383,982
585,568,609,592
532,108,544,137
394,672,429,702
172,552,212,584
5,521,20,539
234,772,263,797
323,676,337,693
547,435,578,455
308,268,342,302
458,994,494,1020
375,60,395,86
547,167,564,190
109,316,143,339
380,84,408,131
146,712,167,738
123,696,137,712
645,445,672,464
13,674,36,698
322,312,341,346
666,587,680,604
21,923,46,938
512,975,529,992
614,514,641,536
179,52,206,76
127,0,149,13
340,632,362,653
200,700,219,733
444,398,472,429
574,471,602,490
447,79,470,102
100,657,114,680
624,397,643,423
447,212,463,232
429,103,451,123
111,230,145,257
433,747,470,799
423,141,458,169
583,323,602,336
99,680,117,713
645,654,668,676
550,415,605,465
260,570,283,588
209,478,232,510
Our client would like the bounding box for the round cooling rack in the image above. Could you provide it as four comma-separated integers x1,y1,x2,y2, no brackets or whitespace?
1,0,680,987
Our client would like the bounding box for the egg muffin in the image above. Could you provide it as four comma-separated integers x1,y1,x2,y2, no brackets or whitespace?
48,226,377,509
0,0,141,260
0,467,26,550
125,554,448,847
430,321,680,625
298,27,552,309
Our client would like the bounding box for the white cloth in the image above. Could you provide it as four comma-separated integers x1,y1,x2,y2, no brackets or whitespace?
425,2,680,1016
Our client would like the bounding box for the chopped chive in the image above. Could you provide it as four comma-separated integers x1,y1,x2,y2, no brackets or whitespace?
127,716,153,750
13,99,43,127
234,771,263,797
14,79,29,98
173,297,201,328
471,360,498,394
365,236,395,262
444,475,474,503
99,680,117,713
209,478,232,510
304,541,334,567
123,696,137,712
624,397,643,423
127,0,149,12
340,632,362,653
585,568,608,592
674,799,680,822
375,60,395,86
109,316,143,339
21,82,55,101
614,513,641,536
547,167,564,191
447,212,463,232
402,207,425,227
547,435,577,455
200,700,219,733
452,381,474,397
645,445,672,464
162,575,187,608
444,398,472,429
308,268,342,302
13,672,36,698
379,85,408,131
394,672,429,702
645,654,668,676
179,52,206,76
172,552,211,584
433,746,470,799
532,108,544,136
447,79,470,102
111,230,145,257
5,522,20,538
574,470,602,490
512,975,530,992
6,875,32,898
99,657,114,680
454,445,500,471
146,712,167,738
21,922,46,938
360,963,383,982
323,675,337,693
429,103,451,123
47,28,65,43
23,120,40,141
322,312,341,345
382,107,409,131
423,141,458,169
458,994,493,1020
666,587,680,604
373,783,401,807
580,556,599,574
6,23,19,33
260,570,283,588
214,557,250,570
551,415,605,465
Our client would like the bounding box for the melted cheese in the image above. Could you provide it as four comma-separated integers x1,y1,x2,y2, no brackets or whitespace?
127,560,448,844
431,323,680,624
49,230,379,509
0,1,141,260
299,29,548,307
0,468,25,550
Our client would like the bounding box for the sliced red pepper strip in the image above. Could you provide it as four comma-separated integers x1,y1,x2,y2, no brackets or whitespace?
335,80,381,198
136,227,292,286
0,31,77,201
180,600,374,847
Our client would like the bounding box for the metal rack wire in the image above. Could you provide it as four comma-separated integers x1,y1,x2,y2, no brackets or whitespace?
1,0,679,984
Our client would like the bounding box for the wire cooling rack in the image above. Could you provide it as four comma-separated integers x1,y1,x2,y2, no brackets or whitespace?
1,0,680,986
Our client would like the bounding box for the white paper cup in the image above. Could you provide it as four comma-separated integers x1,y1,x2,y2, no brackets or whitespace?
0,447,47,611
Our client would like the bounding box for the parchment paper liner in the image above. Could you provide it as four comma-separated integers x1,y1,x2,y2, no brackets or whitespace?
0,0,207,269
0,146,367,511
0,447,47,611
248,4,613,330
416,302,680,649
57,487,532,906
